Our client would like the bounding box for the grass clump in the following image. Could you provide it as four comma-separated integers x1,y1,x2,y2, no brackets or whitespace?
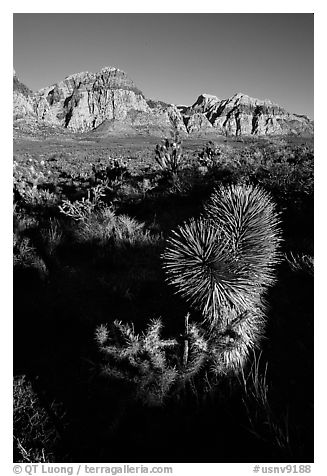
239,353,292,456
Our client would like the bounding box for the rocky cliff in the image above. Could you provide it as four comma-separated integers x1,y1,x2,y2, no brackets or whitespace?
34,67,151,132
181,92,313,136
13,67,313,137
13,70,36,121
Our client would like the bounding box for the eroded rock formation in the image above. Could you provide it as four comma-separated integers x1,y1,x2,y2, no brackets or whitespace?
13,67,313,136
181,92,313,136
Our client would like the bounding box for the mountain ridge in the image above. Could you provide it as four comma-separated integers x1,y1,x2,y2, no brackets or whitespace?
13,66,313,137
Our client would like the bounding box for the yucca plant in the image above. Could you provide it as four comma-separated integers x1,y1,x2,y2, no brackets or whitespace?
208,306,266,374
155,135,183,173
163,184,281,322
162,184,282,373
163,216,264,324
204,184,282,293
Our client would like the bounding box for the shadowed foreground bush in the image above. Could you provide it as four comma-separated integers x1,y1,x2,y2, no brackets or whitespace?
95,184,282,405
95,316,208,406
14,376,65,462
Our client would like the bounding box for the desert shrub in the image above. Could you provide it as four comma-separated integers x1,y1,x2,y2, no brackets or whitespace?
13,202,38,227
39,217,64,256
95,318,178,406
13,235,35,266
13,157,51,191
95,309,268,407
95,315,210,406
79,208,155,247
14,375,64,462
59,184,107,221
59,188,157,249
13,231,48,278
198,141,221,168
13,157,59,210
114,214,145,240
16,186,59,208
95,185,282,404
92,157,129,184
136,177,157,197
193,140,314,207
257,158,313,203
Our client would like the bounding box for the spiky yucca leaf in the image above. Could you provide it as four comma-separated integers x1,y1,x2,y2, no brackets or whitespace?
204,184,282,291
162,216,263,323
162,184,281,326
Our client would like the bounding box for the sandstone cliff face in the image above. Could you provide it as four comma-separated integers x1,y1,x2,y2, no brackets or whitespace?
34,67,151,132
13,71,36,121
183,113,213,135
13,67,313,137
183,93,220,115
182,92,313,136
144,100,187,134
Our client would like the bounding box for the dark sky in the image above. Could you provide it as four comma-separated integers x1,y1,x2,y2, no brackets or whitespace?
13,13,314,117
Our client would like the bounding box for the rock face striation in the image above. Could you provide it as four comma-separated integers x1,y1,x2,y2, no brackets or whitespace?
181,92,313,136
13,67,313,137
35,68,150,132
13,70,36,121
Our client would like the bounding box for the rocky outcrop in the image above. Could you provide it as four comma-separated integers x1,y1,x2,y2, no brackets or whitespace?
33,67,151,132
91,99,188,137
13,71,36,121
182,93,220,115
13,67,313,137
182,92,313,136
145,100,187,134
183,113,213,135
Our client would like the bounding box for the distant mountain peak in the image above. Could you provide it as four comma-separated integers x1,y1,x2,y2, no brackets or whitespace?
232,92,246,98
200,93,219,99
100,66,123,74
13,70,33,98
62,67,126,83
189,93,220,112
229,91,275,106
13,66,313,137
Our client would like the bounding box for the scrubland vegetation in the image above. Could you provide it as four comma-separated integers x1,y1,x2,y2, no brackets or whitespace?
13,133,313,463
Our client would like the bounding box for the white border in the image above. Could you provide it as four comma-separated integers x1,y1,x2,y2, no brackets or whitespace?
3,3,324,474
